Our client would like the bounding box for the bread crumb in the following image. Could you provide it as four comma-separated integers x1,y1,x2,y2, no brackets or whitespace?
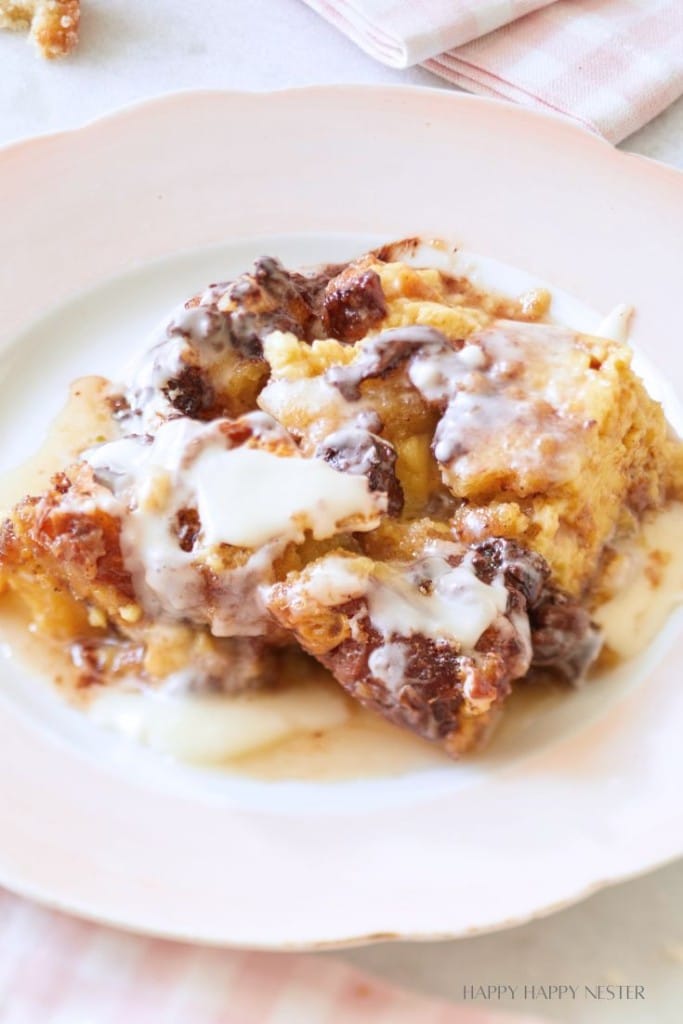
0,0,79,58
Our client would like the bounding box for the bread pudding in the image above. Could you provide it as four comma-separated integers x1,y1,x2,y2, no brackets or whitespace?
1,241,682,762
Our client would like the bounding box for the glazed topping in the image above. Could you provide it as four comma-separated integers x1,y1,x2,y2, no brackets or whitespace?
266,533,602,755
85,413,384,549
366,642,409,692
196,448,383,547
288,542,511,654
296,554,369,606
120,303,230,431
265,539,543,737
82,413,385,630
365,549,509,650
410,322,589,480
269,537,600,692
325,319,603,496
120,257,344,432
326,325,448,400
258,373,383,450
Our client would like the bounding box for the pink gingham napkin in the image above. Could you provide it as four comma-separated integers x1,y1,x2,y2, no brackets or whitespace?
304,0,683,142
0,889,552,1024
303,1,556,66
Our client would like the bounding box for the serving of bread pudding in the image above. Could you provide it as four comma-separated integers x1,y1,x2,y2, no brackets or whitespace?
1,241,681,760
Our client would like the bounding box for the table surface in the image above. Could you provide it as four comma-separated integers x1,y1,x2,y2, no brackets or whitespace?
1,2,682,1021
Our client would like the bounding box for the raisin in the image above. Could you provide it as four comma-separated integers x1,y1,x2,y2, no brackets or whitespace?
317,429,404,516
162,366,216,419
323,270,387,342
175,507,201,552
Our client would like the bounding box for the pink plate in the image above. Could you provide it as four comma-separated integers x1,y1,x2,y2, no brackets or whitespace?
0,88,682,948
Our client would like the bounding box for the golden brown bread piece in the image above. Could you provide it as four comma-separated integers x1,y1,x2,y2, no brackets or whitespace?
0,467,134,637
0,465,288,695
266,540,599,756
0,0,79,58
261,258,683,595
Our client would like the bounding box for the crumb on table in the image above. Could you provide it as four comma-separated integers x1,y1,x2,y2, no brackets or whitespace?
0,0,79,58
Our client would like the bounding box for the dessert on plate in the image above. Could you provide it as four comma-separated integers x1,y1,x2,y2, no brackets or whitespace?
1,241,682,761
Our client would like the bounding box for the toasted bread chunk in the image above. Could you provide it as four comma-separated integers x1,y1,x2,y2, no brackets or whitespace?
266,540,598,755
0,0,79,58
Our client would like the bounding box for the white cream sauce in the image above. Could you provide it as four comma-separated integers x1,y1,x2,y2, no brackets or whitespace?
594,503,683,660
301,555,369,606
81,412,384,631
293,546,509,653
595,304,633,344
257,374,381,450
366,552,508,649
367,642,409,693
85,501,683,772
90,678,350,764
408,320,590,484
121,300,231,433
196,446,380,548
85,415,384,550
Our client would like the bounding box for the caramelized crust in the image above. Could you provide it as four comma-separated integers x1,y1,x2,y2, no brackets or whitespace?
0,466,290,695
322,263,387,341
0,467,135,632
266,539,599,755
119,257,350,434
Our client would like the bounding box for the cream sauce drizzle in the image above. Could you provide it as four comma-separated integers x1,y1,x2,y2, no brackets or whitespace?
81,413,385,632
84,415,384,549
408,321,591,485
257,374,381,450
292,546,510,653
594,503,683,660
366,552,508,649
88,494,683,774
120,300,232,433
90,678,351,764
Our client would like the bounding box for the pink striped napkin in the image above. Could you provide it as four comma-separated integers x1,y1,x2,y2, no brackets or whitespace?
0,888,552,1024
304,0,683,142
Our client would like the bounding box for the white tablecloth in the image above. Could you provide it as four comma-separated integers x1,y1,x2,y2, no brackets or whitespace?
1,2,682,1021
